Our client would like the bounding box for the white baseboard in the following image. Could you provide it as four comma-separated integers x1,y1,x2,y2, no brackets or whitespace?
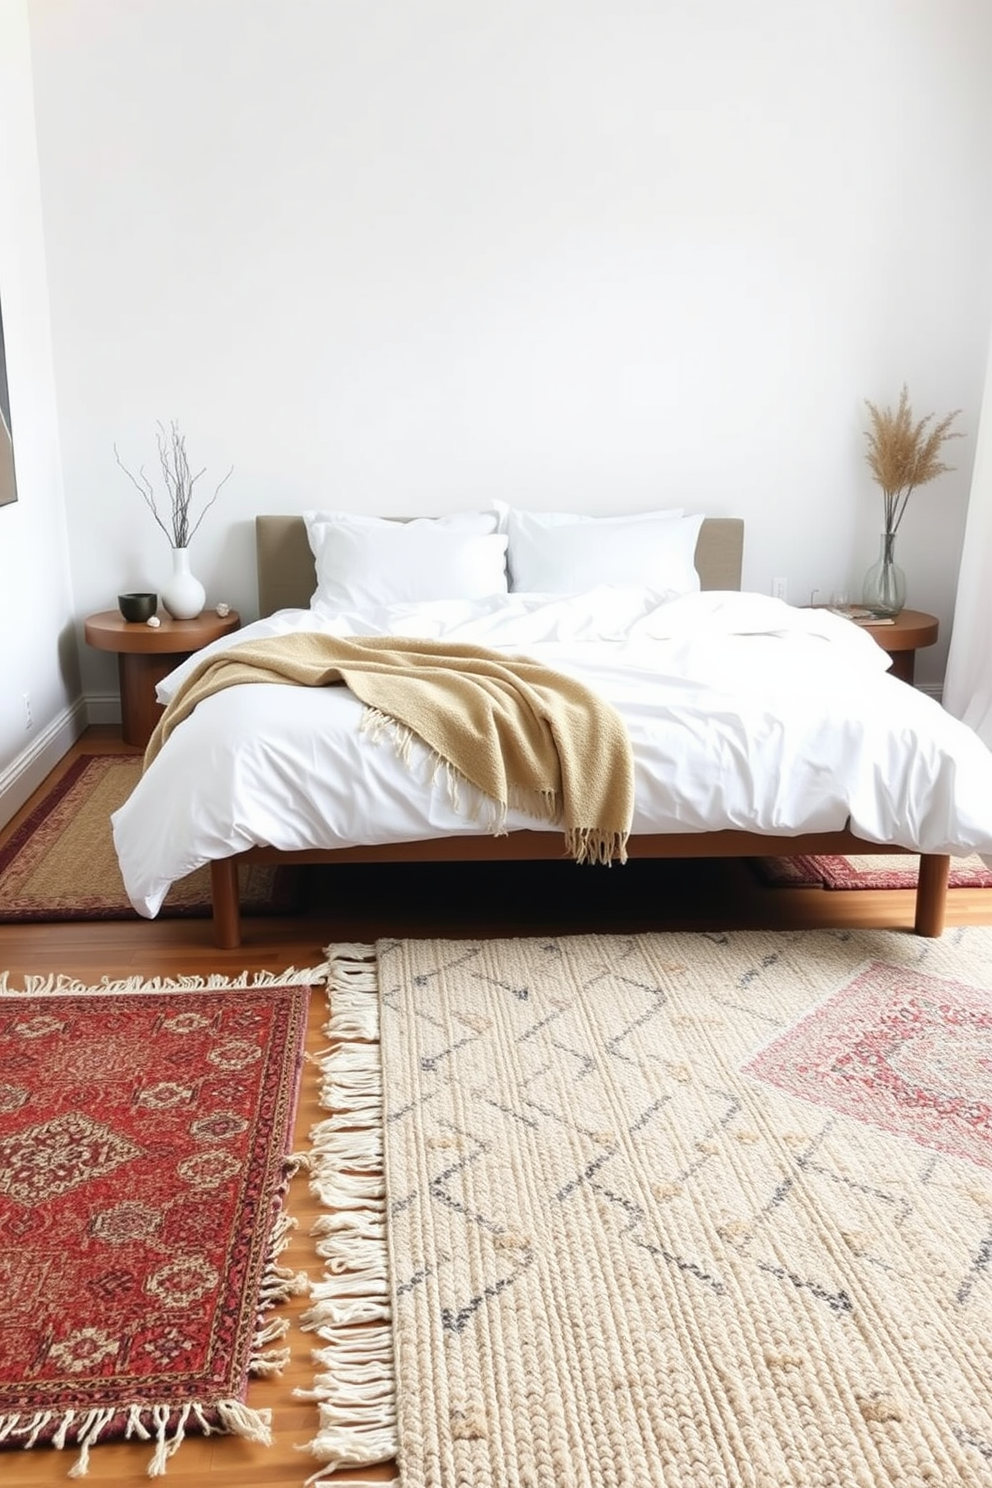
0,697,89,830
85,691,123,727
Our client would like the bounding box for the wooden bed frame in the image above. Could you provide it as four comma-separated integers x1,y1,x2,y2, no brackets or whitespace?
204,515,950,948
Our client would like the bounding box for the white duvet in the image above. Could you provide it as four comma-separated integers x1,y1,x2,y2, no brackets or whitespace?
111,589,992,917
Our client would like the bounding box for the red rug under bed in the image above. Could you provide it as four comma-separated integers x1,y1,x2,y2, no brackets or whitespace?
752,851,992,891
0,754,299,921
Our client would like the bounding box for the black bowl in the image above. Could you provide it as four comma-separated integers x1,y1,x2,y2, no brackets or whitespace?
118,592,158,623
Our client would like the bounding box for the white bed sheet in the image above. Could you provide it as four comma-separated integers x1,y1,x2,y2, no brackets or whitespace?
111,589,992,918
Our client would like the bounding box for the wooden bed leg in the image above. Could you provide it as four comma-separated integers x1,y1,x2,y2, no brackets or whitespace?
210,859,242,949
914,853,950,937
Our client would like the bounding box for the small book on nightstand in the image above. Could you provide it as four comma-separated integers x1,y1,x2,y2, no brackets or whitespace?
828,605,894,625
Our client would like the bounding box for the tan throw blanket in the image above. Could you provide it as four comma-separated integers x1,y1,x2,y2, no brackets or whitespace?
143,633,634,863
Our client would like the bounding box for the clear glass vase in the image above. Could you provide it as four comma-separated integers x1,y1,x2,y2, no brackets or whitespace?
861,531,906,618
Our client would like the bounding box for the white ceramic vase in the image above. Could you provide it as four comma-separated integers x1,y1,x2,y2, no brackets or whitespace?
161,545,205,620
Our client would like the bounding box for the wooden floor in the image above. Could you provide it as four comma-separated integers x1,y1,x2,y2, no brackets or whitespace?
2,728,991,1486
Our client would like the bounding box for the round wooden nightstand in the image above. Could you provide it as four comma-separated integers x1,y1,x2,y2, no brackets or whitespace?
84,608,241,748
861,608,938,684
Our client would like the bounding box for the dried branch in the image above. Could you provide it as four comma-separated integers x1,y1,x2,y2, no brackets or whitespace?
115,420,233,548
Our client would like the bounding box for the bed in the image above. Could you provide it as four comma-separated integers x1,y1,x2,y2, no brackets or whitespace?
110,507,992,947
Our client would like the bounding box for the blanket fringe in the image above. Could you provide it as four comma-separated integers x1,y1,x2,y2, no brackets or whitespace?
0,966,327,997
362,710,475,826
565,825,630,866
362,705,631,862
362,708,577,844
297,943,398,1475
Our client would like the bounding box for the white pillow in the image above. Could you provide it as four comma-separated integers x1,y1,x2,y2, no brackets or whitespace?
492,499,683,533
303,510,508,612
505,509,705,595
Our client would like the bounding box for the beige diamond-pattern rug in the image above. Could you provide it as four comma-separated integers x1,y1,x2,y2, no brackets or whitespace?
304,927,992,1487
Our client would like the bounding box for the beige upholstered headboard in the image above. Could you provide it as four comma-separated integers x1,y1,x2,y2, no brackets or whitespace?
255,514,745,617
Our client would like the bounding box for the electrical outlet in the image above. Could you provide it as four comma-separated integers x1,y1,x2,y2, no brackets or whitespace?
22,692,33,730
771,577,788,602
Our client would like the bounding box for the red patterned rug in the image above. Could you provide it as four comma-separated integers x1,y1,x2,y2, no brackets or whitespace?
0,970,315,1474
745,958,992,1171
751,850,992,891
0,755,300,921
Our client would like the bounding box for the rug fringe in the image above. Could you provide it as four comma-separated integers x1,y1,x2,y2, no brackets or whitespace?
306,1480,400,1488
0,966,327,997
297,943,398,1475
0,1398,274,1478
248,1135,312,1384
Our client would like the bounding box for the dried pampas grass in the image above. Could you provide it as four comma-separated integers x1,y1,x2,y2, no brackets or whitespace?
864,384,963,535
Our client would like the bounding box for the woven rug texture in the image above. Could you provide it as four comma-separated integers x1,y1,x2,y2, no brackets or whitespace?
0,970,314,1474
752,849,992,890
0,755,298,920
308,928,992,1487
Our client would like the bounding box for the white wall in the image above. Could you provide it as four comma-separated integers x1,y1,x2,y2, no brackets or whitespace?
23,0,992,706
0,0,82,824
